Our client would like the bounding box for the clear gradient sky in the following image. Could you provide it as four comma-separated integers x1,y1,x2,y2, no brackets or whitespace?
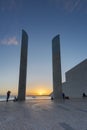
0,0,87,95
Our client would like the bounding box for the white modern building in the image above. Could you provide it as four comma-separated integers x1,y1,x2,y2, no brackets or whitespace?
62,59,87,98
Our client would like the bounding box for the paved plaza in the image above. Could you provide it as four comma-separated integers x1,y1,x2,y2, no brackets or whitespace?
0,99,87,130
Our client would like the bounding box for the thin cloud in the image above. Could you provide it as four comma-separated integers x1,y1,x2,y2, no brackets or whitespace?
0,37,19,45
64,0,81,12
49,0,87,13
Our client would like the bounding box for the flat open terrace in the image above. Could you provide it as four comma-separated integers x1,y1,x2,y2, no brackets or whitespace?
0,99,87,130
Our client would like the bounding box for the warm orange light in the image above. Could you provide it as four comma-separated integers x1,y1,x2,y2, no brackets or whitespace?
39,92,43,95
26,85,52,96
38,90,46,95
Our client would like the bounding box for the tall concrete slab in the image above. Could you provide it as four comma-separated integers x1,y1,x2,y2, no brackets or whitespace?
18,30,28,101
52,35,62,99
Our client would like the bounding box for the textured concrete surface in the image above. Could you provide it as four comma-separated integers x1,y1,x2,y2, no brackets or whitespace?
0,99,87,130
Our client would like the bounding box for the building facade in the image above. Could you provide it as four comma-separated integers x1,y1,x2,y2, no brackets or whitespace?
63,59,87,98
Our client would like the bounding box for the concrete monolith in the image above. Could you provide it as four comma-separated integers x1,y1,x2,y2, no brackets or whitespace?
18,30,28,101
52,35,62,99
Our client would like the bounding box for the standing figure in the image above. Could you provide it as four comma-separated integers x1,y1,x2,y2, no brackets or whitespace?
6,91,11,102
62,93,65,99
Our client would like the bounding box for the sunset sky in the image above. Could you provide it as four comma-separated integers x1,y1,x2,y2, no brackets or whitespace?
0,0,87,95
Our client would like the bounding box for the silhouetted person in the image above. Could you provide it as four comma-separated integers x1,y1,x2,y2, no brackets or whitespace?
83,93,86,97
6,91,11,102
51,96,54,100
13,96,18,102
62,93,69,99
62,93,65,99
83,92,87,98
65,96,69,99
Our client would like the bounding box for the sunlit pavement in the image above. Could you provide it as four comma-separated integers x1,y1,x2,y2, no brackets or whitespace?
0,99,87,130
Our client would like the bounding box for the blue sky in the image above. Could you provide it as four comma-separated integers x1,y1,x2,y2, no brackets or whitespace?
0,0,87,95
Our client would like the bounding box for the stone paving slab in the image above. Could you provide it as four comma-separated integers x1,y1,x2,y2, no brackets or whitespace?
0,99,87,130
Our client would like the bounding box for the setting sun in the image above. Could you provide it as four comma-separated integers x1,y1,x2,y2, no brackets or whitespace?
38,90,46,95
39,92,43,95
26,85,52,96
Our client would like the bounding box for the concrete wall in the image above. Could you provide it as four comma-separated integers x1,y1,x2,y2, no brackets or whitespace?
62,59,87,98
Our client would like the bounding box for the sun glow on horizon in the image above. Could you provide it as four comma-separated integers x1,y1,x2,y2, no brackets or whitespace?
39,92,43,95
37,90,47,95
26,85,52,96
0,84,52,96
